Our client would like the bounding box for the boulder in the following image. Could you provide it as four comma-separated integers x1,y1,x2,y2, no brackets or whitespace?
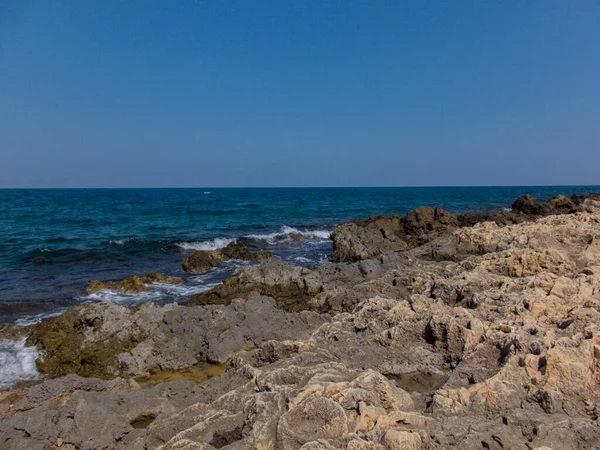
182,250,219,274
403,206,458,236
86,272,182,293
330,215,406,262
220,241,254,260
182,242,272,274
542,195,576,215
511,194,543,216
330,207,458,262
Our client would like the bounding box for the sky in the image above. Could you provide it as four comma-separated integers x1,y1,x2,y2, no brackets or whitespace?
0,1,598,188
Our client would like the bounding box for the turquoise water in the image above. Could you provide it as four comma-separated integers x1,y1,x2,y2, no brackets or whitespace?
0,186,598,323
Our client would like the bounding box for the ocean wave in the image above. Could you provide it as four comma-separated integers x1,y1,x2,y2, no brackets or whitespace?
14,310,66,327
177,237,237,251
317,254,330,266
293,256,311,263
0,339,39,390
109,238,136,246
152,281,220,296
80,279,223,306
245,226,332,244
82,289,164,305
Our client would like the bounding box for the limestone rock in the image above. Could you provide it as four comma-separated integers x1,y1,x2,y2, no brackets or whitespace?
277,397,349,449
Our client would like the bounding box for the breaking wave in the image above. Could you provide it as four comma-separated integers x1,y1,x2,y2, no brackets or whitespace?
0,339,39,390
245,226,332,245
177,238,237,251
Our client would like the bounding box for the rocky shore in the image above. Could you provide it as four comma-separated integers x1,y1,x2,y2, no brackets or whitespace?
1,193,600,449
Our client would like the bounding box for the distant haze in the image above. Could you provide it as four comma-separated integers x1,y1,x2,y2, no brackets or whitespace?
0,1,598,188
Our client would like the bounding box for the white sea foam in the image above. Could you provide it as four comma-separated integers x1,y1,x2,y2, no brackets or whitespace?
317,254,330,266
83,289,163,305
245,226,332,244
109,238,135,245
81,277,224,305
281,226,332,240
0,339,39,390
151,281,220,296
177,237,237,251
293,256,311,263
14,310,65,327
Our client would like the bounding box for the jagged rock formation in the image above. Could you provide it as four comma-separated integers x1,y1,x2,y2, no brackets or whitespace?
2,193,600,449
182,242,271,274
86,272,182,294
331,192,600,263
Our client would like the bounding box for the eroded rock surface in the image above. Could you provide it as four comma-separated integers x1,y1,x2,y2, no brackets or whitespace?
2,193,600,449
86,272,182,294
182,242,272,274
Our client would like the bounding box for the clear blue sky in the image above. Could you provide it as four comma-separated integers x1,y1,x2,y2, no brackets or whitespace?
1,1,598,188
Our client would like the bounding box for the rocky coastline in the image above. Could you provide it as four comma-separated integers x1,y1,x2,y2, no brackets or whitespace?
1,192,600,449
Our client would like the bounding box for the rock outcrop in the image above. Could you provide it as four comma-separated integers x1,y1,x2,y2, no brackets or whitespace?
182,242,272,274
330,207,459,262
2,193,600,449
25,293,328,379
332,192,600,263
86,272,182,294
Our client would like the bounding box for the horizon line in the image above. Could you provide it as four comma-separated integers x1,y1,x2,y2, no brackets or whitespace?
0,184,599,190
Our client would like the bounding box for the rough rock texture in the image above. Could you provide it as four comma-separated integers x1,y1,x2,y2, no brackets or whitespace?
332,193,600,263
182,242,272,274
511,194,543,216
25,293,328,379
3,193,600,449
330,207,458,262
86,272,182,294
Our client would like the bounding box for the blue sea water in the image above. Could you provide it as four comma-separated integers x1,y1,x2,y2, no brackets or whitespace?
0,186,598,324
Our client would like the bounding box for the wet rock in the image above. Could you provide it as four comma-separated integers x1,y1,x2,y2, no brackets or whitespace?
182,242,272,274
181,250,221,274
511,194,543,216
187,259,320,311
23,293,328,380
26,303,149,378
86,272,182,294
220,241,254,260
290,233,308,241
